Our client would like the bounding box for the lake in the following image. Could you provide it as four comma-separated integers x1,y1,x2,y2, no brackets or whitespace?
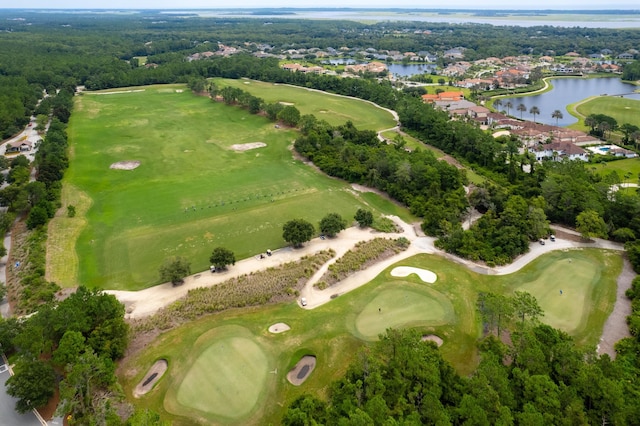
326,60,436,77
388,63,437,77
501,77,640,126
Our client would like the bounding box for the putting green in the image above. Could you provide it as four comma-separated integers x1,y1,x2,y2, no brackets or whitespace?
173,332,269,419
354,285,454,340
515,256,598,333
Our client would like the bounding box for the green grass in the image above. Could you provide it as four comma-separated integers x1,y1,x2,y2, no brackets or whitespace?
216,78,397,131
120,248,621,424
590,157,640,178
353,284,454,340
575,96,640,128
169,326,271,421
60,84,409,290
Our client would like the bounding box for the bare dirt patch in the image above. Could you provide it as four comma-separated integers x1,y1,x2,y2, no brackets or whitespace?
268,322,291,334
230,142,266,152
287,355,316,386
133,359,168,398
421,335,444,346
110,161,140,170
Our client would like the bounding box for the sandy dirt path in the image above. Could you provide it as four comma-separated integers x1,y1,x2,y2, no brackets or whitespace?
106,209,632,358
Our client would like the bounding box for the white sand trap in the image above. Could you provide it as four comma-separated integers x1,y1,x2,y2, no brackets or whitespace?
230,142,266,152
391,266,437,283
422,335,443,346
110,160,140,170
133,359,168,397
287,355,316,386
268,322,291,334
175,89,183,93
279,102,294,105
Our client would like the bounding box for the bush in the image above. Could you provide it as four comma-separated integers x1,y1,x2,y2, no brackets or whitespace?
320,238,408,286
371,216,400,233
133,250,335,335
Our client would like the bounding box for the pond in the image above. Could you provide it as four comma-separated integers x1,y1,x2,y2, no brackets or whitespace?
387,63,437,77
502,77,640,126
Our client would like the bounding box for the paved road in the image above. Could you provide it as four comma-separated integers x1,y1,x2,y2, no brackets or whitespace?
0,356,42,426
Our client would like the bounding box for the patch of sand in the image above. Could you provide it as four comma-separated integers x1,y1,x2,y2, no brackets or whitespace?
110,160,140,170
230,142,266,152
268,323,291,334
391,266,437,283
422,335,443,346
279,102,294,105
133,359,168,397
287,355,316,386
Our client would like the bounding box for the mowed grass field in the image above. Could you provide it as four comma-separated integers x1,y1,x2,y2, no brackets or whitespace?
54,84,398,290
576,96,640,128
216,79,397,130
120,248,621,425
591,157,640,178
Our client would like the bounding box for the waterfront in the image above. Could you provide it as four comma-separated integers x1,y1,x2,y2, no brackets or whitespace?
502,77,640,126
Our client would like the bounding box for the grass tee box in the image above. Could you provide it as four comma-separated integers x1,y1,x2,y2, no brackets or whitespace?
56,84,398,290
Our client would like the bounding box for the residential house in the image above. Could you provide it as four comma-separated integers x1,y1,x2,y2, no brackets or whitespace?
535,141,588,162
5,140,32,153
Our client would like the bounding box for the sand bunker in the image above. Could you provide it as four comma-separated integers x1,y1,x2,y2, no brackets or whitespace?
230,142,266,152
133,359,168,397
391,266,437,283
268,323,291,334
422,335,444,347
287,355,316,386
279,102,295,105
110,160,140,170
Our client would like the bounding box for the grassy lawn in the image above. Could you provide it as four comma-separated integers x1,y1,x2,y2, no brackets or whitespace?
56,84,407,290
216,78,397,131
120,248,621,425
575,96,640,128
590,157,640,178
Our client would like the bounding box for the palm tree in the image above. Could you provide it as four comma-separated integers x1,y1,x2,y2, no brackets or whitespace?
493,98,502,112
551,109,563,126
517,103,527,120
529,106,540,123
505,101,513,116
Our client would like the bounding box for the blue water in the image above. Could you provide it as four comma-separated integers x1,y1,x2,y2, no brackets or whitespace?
502,77,640,126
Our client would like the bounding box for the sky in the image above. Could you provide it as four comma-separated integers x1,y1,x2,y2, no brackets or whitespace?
6,1,639,10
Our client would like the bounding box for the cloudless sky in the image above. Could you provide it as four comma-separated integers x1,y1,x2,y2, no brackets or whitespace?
8,1,640,9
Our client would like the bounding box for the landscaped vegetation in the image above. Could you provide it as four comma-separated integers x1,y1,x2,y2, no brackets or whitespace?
119,248,622,424
318,237,409,288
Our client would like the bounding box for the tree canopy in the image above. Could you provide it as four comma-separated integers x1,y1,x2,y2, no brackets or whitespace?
159,256,191,286
319,212,347,237
209,246,236,270
283,219,315,248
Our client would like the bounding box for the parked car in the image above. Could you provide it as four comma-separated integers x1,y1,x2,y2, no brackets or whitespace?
300,297,307,306
550,234,556,242
539,239,545,245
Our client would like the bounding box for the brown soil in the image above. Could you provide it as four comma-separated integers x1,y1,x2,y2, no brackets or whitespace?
133,359,168,397
110,161,140,170
287,355,316,386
